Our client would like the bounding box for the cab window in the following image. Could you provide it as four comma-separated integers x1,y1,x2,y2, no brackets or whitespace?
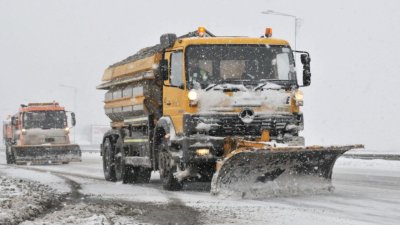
170,51,183,87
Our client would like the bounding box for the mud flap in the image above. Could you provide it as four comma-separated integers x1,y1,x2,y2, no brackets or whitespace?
210,145,363,197
12,144,82,164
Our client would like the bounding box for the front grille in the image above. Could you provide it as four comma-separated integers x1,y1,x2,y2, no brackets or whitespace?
189,114,299,137
45,137,55,143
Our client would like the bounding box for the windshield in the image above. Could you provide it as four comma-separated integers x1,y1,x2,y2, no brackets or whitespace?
23,111,67,129
185,44,297,89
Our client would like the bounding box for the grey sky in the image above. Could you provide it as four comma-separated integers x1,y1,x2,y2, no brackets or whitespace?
1,0,399,151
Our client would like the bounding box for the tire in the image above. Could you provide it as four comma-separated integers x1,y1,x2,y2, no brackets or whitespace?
123,165,136,184
114,137,125,182
122,166,152,184
102,138,117,181
134,167,152,183
159,151,182,191
6,145,15,164
197,162,215,182
114,136,152,184
5,145,11,164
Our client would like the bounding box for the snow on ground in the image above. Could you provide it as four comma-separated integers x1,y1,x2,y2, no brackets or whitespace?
0,166,70,193
0,152,400,224
0,176,63,225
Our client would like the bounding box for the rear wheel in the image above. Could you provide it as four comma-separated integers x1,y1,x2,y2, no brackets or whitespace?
123,166,136,184
114,137,126,182
122,166,152,184
5,145,11,164
114,136,152,184
103,138,116,181
134,167,152,183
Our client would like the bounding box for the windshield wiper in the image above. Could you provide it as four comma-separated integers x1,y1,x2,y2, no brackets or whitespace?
205,84,218,91
205,83,245,92
254,80,282,91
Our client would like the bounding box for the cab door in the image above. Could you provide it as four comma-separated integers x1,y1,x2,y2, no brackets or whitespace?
163,50,185,134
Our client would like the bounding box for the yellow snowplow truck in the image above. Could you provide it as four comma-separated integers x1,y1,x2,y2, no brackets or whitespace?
97,27,363,194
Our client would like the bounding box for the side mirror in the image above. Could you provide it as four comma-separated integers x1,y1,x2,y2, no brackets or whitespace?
11,116,17,126
158,59,169,81
71,112,76,126
300,53,311,86
160,33,177,48
301,54,311,64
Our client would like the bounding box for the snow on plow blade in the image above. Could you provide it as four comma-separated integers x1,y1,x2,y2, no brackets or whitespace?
211,144,364,197
12,144,82,164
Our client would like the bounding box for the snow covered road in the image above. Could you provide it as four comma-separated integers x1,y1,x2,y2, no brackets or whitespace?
0,152,399,225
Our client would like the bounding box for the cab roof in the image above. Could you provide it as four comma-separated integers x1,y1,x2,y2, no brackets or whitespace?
173,36,289,48
108,29,290,68
19,102,65,112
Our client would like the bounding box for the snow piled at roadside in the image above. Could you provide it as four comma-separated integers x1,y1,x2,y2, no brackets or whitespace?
0,166,70,193
0,176,62,225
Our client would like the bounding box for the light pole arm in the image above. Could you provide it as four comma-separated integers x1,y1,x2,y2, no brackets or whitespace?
261,10,299,50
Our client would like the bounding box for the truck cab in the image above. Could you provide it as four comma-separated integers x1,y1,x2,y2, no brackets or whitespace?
161,32,310,143
153,28,312,187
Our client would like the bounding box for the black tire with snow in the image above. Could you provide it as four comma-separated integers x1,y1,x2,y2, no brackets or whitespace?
103,138,117,181
134,167,152,183
114,136,152,184
114,136,126,182
5,145,11,164
5,145,15,164
158,151,182,191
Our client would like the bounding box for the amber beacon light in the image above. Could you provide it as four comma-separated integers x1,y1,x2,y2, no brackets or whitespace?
198,26,206,37
265,27,272,37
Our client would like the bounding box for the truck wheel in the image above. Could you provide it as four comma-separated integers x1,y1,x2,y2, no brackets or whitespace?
114,137,126,182
6,146,15,164
114,137,146,184
134,167,152,183
159,151,182,191
103,138,117,181
123,166,136,184
5,146,11,164
123,166,151,184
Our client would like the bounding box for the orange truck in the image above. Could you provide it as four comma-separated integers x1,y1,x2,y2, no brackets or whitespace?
3,102,81,164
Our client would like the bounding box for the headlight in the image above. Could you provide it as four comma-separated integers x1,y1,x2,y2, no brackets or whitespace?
196,148,210,156
21,129,27,135
64,127,70,134
188,89,198,106
294,90,304,106
188,89,198,101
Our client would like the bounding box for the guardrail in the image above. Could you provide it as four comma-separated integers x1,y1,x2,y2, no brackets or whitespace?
1,147,399,160
342,154,400,161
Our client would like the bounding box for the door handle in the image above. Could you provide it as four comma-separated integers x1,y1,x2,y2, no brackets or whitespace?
166,100,172,105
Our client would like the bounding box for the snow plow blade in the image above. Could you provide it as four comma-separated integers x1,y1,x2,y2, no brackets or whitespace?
12,144,82,165
211,141,363,197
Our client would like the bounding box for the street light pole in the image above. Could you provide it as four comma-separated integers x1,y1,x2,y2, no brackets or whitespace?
59,84,77,143
261,10,299,51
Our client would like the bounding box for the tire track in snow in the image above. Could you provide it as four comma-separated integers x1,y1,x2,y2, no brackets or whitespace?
2,165,203,224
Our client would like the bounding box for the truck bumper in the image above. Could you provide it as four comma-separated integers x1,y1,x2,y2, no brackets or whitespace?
12,144,82,165
174,134,224,164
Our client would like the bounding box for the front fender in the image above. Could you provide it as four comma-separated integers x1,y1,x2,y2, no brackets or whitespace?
156,116,177,140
